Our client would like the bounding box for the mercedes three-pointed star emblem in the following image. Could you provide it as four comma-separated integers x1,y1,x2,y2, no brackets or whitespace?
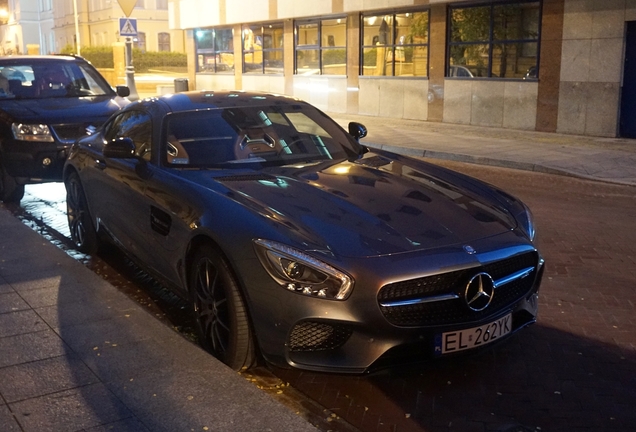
464,272,495,311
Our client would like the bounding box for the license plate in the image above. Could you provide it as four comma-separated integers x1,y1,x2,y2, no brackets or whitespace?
434,313,512,355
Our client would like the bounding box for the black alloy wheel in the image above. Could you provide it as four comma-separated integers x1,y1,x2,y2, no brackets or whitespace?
0,164,25,203
65,172,99,254
189,245,256,371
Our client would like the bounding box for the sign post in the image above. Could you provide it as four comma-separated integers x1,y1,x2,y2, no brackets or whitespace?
117,0,139,100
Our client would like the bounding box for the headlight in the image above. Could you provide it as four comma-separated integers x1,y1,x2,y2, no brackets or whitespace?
254,239,353,300
517,203,536,242
12,123,54,142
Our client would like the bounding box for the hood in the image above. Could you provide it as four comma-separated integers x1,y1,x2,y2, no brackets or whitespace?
0,95,127,124
180,153,518,258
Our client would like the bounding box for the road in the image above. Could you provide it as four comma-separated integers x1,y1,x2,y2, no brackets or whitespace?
10,160,636,432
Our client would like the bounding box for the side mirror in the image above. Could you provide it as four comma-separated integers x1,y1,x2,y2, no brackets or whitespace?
103,137,136,159
348,122,367,141
116,86,130,97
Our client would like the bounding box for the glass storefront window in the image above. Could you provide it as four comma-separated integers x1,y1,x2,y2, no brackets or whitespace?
243,23,284,74
361,10,429,77
295,18,346,75
196,27,235,73
448,1,540,79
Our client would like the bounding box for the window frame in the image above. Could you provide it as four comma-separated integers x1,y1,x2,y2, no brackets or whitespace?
242,22,284,75
360,9,431,77
294,16,347,76
158,32,170,52
133,32,146,53
447,0,541,80
195,27,235,74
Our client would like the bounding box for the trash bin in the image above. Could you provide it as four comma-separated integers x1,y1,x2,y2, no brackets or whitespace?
174,78,189,93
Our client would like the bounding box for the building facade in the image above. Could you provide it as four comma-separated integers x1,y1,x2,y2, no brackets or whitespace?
170,0,636,138
0,0,54,55
52,0,184,54
0,0,184,55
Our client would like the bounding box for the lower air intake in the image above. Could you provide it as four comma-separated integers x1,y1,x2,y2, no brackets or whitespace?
288,321,352,352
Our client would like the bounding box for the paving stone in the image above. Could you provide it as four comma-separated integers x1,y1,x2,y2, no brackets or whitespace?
0,310,48,338
9,383,133,432
0,330,68,369
0,404,21,431
0,292,31,314
0,355,99,403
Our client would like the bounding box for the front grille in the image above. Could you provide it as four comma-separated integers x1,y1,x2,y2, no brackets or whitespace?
378,252,539,327
288,321,353,352
51,123,100,142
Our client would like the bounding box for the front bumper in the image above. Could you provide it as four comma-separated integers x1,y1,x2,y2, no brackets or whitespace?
241,234,544,374
1,139,70,182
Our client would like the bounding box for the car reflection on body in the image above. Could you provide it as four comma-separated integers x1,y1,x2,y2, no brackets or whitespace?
448,64,475,78
63,91,544,373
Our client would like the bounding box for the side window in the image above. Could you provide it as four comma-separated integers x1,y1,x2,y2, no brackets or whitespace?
104,111,153,161
295,17,347,75
195,27,234,73
448,1,540,79
158,32,171,52
361,10,430,77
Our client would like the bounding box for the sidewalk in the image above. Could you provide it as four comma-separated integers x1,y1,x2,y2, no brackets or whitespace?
328,113,636,186
0,209,318,431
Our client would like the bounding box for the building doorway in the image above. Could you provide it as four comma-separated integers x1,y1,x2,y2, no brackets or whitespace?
620,21,636,138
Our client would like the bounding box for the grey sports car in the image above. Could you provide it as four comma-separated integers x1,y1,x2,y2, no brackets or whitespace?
63,91,544,373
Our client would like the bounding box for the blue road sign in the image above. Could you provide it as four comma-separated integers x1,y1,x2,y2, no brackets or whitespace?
119,18,138,37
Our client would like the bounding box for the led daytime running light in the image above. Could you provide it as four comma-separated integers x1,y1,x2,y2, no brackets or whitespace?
254,239,353,300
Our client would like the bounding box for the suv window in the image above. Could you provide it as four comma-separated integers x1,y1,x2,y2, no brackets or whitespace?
0,60,114,99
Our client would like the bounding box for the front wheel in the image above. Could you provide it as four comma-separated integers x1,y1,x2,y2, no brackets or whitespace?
0,165,25,203
65,172,100,254
189,245,256,371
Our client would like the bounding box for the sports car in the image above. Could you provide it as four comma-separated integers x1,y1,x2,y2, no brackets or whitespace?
63,91,544,373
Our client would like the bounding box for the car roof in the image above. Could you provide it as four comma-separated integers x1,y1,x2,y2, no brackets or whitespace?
0,55,86,64
146,91,308,113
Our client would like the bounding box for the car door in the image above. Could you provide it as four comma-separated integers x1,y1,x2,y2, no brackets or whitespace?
139,164,202,290
90,109,155,262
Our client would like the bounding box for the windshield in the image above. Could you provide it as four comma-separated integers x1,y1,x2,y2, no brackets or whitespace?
0,61,114,100
163,104,360,168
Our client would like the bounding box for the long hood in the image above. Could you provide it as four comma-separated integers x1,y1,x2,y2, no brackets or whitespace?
181,153,518,257
0,96,126,124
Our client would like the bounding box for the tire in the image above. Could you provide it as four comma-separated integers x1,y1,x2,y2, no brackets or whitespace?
65,172,100,254
0,165,25,203
189,244,256,371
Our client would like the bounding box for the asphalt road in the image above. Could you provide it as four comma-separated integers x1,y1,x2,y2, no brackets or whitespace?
11,160,636,432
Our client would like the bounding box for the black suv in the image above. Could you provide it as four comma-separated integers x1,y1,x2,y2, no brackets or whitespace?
0,55,129,202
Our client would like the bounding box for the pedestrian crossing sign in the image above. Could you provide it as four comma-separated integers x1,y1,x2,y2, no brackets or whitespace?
119,18,138,37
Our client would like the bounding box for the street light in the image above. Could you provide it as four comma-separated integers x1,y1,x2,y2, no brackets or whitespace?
73,0,81,55
0,6,8,24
